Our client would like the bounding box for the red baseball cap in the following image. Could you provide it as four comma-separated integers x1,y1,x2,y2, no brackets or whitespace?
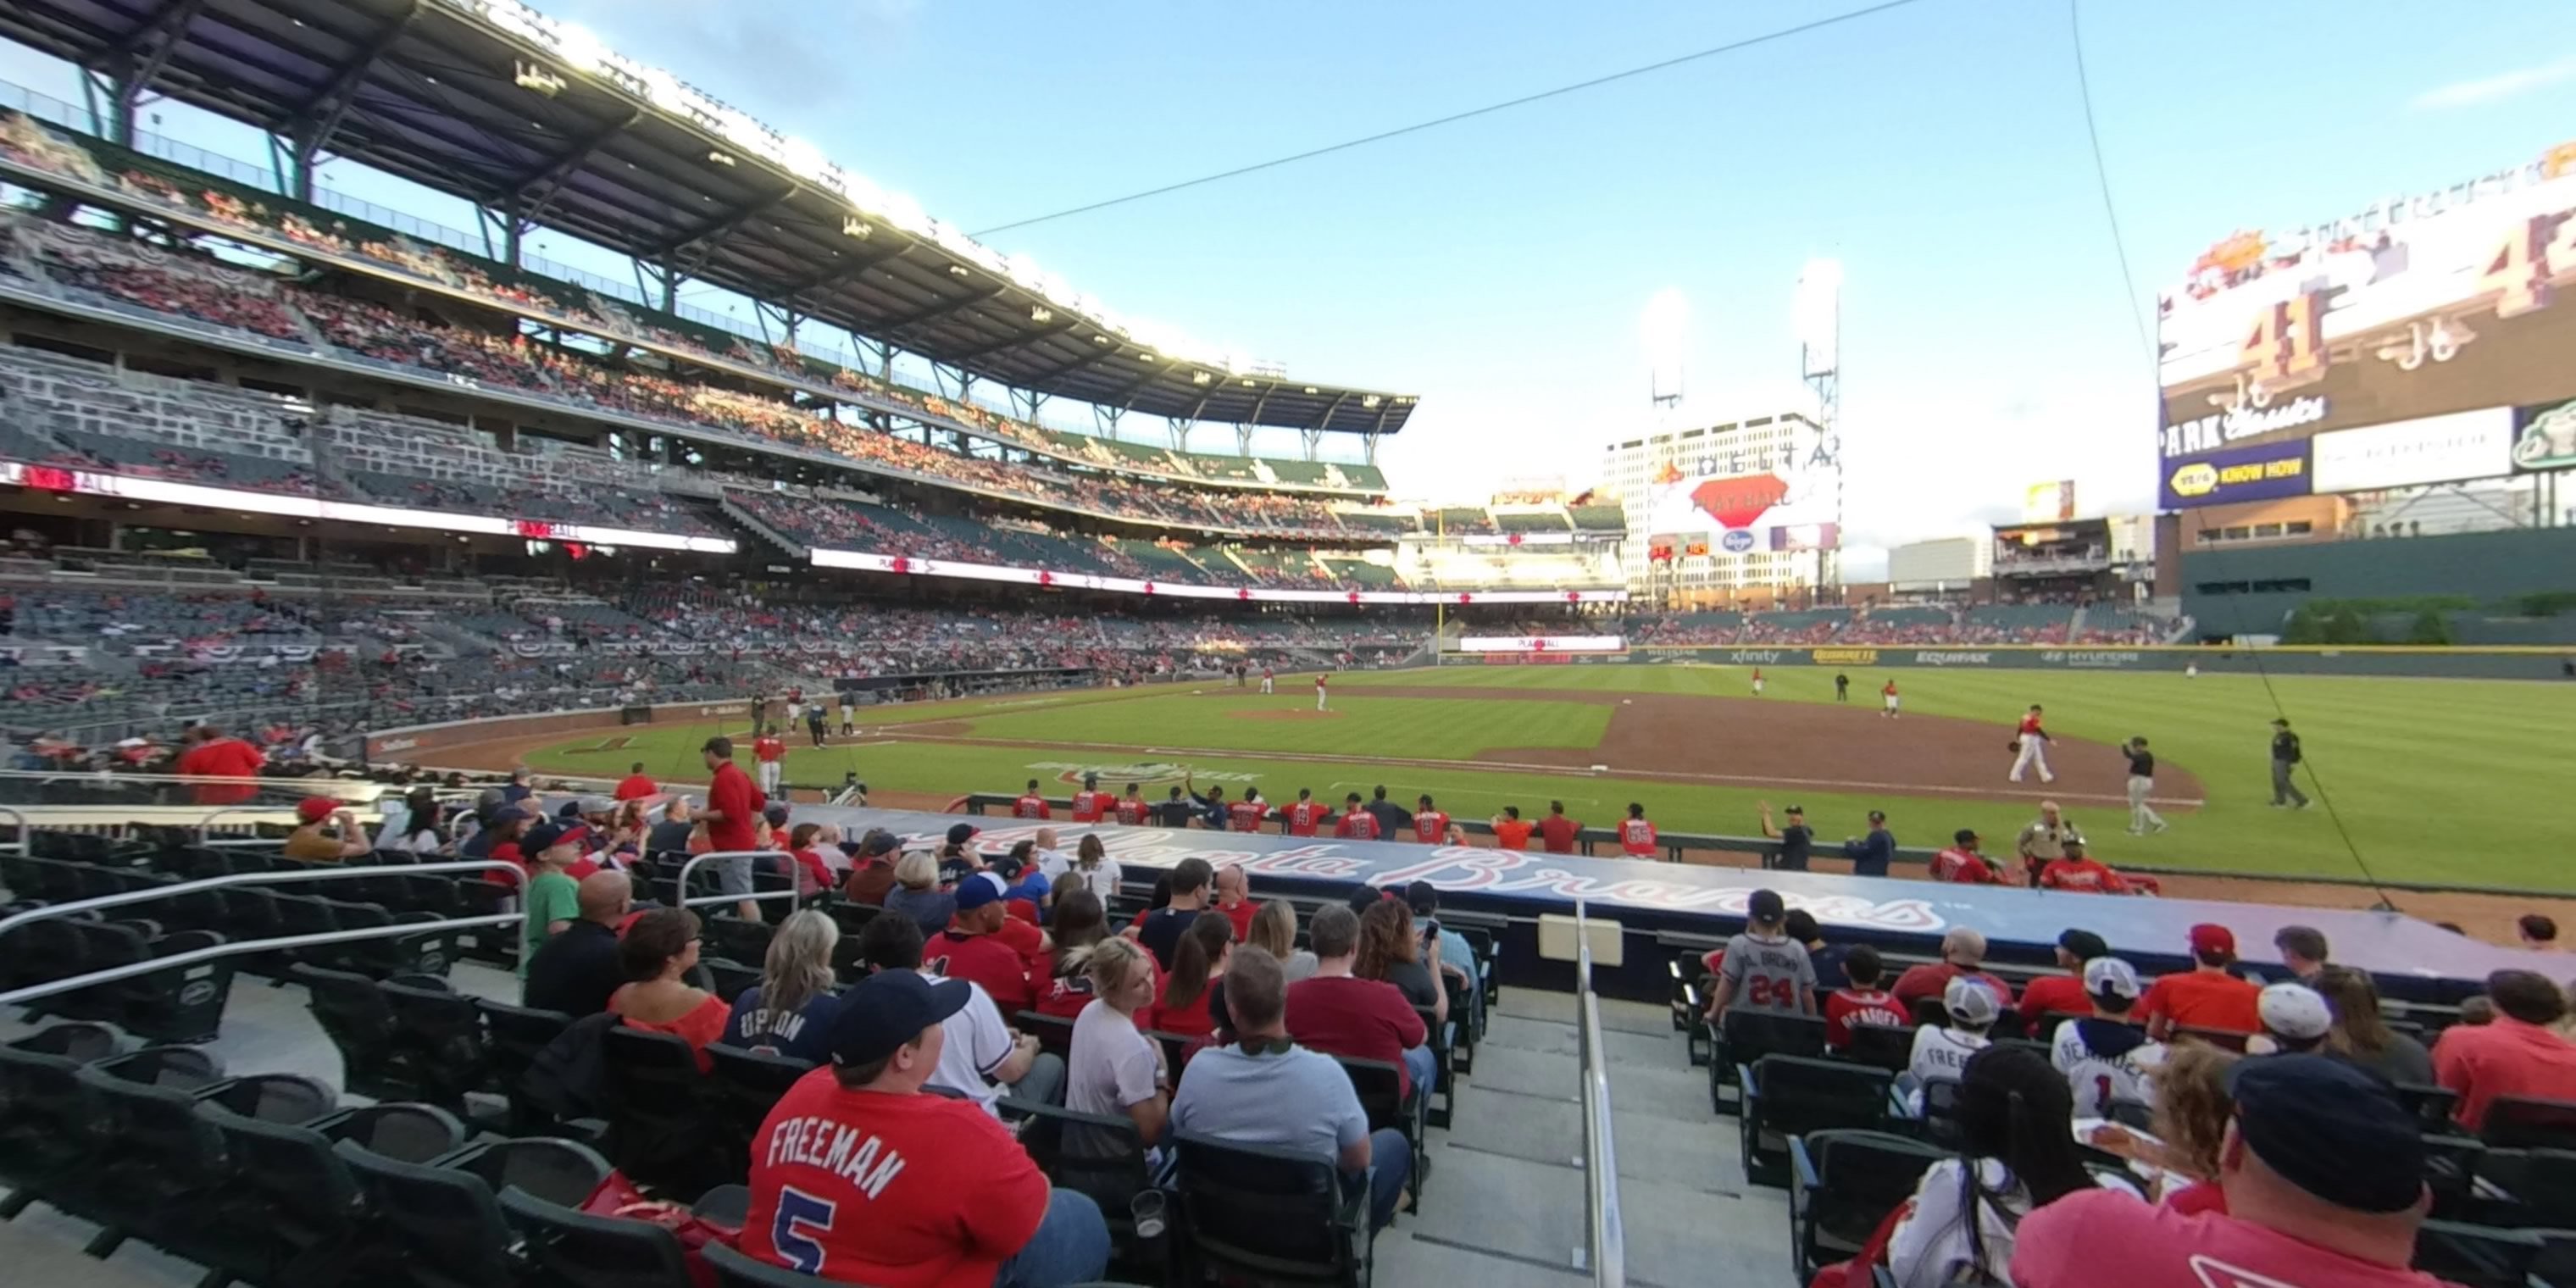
295,796,337,824
2188,923,2235,956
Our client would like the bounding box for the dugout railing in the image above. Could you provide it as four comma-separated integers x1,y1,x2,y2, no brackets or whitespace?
950,792,2559,898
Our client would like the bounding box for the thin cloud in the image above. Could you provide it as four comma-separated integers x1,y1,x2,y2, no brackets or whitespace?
2412,55,2576,109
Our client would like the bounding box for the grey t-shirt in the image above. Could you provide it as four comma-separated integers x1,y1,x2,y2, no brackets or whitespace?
1171,1042,1368,1163
1718,930,1818,1013
1069,998,1161,1120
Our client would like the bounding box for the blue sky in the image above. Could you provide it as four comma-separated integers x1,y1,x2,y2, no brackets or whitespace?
4,0,2572,574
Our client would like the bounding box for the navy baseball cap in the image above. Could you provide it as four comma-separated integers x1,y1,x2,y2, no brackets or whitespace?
953,872,1008,912
945,822,978,846
1748,890,1786,922
2223,1055,2424,1213
522,820,590,855
485,804,532,826
827,970,971,1068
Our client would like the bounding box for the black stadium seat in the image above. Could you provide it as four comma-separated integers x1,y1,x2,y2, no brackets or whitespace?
1007,1097,1157,1256
2481,1095,2576,1152
1713,1010,1828,1115
339,1135,613,1288
706,1043,813,1155
1172,1131,1374,1288
381,976,496,1110
599,1025,731,1194
498,1184,699,1288
1790,1129,1952,1283
704,1239,827,1288
1741,1056,1894,1187
196,1101,468,1288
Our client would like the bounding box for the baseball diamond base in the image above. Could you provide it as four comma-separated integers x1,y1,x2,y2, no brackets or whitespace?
802,807,2541,1006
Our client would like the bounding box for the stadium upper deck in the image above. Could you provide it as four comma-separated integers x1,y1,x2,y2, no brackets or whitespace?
0,0,1418,441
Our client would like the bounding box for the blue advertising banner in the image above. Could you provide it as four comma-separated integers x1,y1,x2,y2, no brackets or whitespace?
2160,438,2313,509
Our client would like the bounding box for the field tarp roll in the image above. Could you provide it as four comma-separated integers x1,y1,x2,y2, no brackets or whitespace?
1439,644,2576,679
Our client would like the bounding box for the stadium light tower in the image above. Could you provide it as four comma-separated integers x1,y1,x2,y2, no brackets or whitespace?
1641,287,1690,415
1796,258,1844,590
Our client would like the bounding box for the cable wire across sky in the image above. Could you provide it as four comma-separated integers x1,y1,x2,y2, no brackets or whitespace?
970,0,1940,237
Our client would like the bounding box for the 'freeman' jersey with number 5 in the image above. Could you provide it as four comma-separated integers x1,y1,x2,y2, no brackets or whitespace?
1716,931,1818,1013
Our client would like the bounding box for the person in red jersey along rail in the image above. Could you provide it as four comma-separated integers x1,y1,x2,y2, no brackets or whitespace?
740,969,1110,1288
2432,969,2576,1130
1067,773,1111,824
611,760,658,802
698,736,769,923
1413,794,1462,845
1333,791,1380,841
1617,802,1660,859
2011,1054,2472,1288
1822,945,1907,1051
1537,800,1584,854
752,730,788,797
1313,671,1330,712
1226,786,1269,833
1012,778,1053,820
175,721,267,805
2139,924,2262,1041
1281,786,1330,836
1489,804,1534,851
1929,828,2004,884
1111,783,1149,826
2040,836,2161,896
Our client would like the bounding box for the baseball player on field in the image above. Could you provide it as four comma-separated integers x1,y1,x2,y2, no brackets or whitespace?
1751,667,1765,697
1260,666,1274,694
1879,678,1901,718
1314,672,1330,712
2009,703,2055,783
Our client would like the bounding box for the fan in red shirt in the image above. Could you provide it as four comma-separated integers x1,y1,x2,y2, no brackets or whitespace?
1616,802,1659,858
2139,924,2262,1040
923,875,1034,1015
1210,865,1258,941
1490,806,1534,851
1413,795,1459,845
739,969,1108,1287
2432,969,2576,1129
1890,928,2018,1011
1820,946,1909,1049
1225,789,1269,833
1929,830,2004,884
1280,789,1330,836
1068,774,1112,824
2017,929,2112,1026
1333,792,1380,841
1149,913,1234,1039
1112,785,1150,825
1537,802,1583,854
176,724,268,805
1284,905,1429,1096
611,762,658,802
1008,778,1052,820
699,737,767,852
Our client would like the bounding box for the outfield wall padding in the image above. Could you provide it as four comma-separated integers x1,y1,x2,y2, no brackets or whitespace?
1438,644,2576,680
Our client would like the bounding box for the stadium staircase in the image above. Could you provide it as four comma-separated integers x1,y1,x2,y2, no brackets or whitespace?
1380,989,1785,1285
716,495,810,563
2066,605,2089,638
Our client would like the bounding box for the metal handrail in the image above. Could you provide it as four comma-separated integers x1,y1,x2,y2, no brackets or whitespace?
0,859,530,941
0,912,521,1008
0,805,24,858
673,850,808,913
1573,900,1625,1288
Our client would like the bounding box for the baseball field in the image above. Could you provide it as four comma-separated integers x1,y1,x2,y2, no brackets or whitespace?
508,663,2574,894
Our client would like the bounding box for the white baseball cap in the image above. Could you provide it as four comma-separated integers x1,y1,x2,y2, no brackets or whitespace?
2259,983,2333,1041
1944,976,2002,1026
2082,957,2142,1001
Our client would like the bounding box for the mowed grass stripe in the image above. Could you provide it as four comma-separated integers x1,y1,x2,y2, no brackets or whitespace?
954,692,1611,759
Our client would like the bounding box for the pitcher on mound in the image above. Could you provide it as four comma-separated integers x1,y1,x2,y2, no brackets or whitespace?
2009,704,2055,783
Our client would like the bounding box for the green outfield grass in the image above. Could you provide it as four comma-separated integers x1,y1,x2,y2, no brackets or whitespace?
527,665,2576,891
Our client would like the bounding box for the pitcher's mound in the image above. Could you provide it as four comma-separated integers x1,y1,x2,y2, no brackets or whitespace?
1230,709,1344,723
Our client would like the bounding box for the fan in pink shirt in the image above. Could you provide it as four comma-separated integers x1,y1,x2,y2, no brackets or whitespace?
2012,1055,2468,1288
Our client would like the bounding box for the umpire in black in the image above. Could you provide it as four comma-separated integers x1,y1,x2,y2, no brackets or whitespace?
2269,718,2310,809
